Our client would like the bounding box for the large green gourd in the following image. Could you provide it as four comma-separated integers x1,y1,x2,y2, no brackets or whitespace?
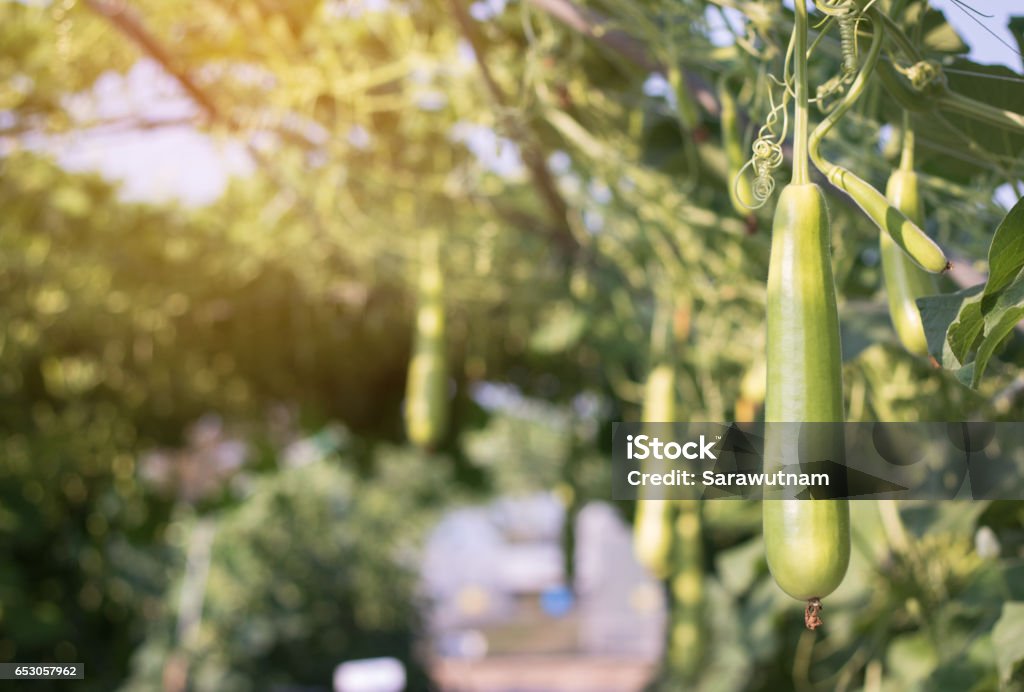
762,184,850,605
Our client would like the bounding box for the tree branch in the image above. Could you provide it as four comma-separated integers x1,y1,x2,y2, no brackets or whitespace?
1,115,197,138
81,0,321,152
82,0,222,122
526,0,657,71
448,0,579,256
82,0,334,240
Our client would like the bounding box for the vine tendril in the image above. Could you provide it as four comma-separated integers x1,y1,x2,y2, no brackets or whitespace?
896,59,947,92
738,88,788,209
813,0,862,112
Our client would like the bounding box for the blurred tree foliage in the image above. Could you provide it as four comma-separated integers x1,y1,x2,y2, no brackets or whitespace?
1,0,1023,689
120,449,450,691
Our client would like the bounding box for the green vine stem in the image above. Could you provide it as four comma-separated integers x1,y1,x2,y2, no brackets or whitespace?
708,0,1024,137
791,0,810,185
808,18,885,173
899,111,914,173
939,90,1024,133
808,18,948,274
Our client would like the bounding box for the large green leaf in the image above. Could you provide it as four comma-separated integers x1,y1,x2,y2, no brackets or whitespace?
971,280,1024,386
912,60,1024,185
945,290,986,368
917,284,983,365
919,6,969,55
982,195,1024,312
917,197,1024,386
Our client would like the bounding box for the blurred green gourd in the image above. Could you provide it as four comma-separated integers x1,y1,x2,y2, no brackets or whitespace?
881,127,936,357
719,81,756,218
404,233,448,449
633,298,677,578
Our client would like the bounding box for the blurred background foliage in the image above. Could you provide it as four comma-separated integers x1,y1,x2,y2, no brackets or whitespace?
1,0,1023,689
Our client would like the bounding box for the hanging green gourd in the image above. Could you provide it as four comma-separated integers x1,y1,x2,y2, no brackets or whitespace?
719,77,756,218
633,295,677,579
670,499,703,679
762,0,849,629
404,232,449,449
881,120,936,356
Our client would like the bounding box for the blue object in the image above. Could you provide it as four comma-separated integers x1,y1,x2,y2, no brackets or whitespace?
540,586,574,618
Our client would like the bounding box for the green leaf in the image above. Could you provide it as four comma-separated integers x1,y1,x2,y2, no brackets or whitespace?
993,602,1024,685
1009,17,1024,64
920,7,969,54
982,195,1024,313
911,60,1024,184
917,284,983,365
919,199,1024,386
920,282,1024,387
946,291,985,367
955,361,976,387
971,278,1024,386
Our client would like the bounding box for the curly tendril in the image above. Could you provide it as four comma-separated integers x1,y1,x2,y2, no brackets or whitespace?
898,59,947,91
736,90,788,209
